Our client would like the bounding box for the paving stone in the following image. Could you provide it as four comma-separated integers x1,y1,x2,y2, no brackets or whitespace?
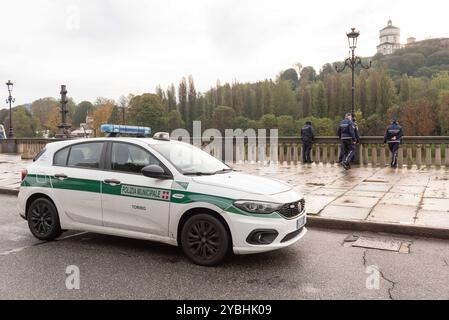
353,182,392,192
320,205,371,220
331,196,379,208
380,193,422,207
391,185,426,195
421,198,449,212
415,210,449,229
367,205,417,224
309,188,348,197
304,195,338,215
346,190,385,198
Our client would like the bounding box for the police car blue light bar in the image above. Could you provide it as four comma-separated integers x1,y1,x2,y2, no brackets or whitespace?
100,124,151,136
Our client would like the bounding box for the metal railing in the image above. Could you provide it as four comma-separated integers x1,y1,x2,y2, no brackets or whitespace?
1,136,449,167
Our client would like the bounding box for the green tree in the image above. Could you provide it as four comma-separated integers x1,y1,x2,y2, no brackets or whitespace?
4,106,39,138
277,115,296,136
279,68,299,89
212,106,236,133
127,93,166,132
73,101,94,127
166,84,177,112
178,77,188,126
166,110,185,132
188,75,197,127
108,105,121,124
31,98,59,129
259,114,278,129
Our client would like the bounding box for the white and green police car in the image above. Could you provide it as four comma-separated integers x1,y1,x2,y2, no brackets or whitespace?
18,125,307,266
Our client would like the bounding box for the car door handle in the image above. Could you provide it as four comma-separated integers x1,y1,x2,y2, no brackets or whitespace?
104,179,121,185
54,174,68,180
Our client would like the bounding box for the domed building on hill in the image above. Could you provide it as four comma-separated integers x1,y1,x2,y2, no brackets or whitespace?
377,20,403,55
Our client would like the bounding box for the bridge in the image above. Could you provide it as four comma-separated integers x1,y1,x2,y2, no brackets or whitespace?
1,136,448,240
1,136,449,167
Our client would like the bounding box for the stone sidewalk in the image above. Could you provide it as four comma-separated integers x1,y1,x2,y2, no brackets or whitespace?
1,154,449,235
232,163,449,232
0,154,31,192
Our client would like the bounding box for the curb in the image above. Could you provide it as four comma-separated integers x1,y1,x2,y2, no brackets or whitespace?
0,188,19,196
307,216,449,240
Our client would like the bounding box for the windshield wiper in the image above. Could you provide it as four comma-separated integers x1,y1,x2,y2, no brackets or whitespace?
183,172,216,176
214,168,234,174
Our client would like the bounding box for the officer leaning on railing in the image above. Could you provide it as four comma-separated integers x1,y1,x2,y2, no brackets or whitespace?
337,112,357,170
301,121,315,164
384,118,404,168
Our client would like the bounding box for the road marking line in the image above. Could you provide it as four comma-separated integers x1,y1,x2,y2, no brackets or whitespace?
0,232,88,256
0,246,29,256
57,231,89,241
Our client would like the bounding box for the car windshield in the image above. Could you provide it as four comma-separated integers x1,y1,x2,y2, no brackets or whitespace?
150,142,231,175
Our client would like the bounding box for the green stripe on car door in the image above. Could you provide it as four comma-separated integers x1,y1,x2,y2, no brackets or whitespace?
22,174,282,219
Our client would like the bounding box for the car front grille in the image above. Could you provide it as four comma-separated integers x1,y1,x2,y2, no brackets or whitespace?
278,199,305,219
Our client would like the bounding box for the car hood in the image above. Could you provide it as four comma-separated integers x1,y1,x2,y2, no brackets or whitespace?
191,171,292,195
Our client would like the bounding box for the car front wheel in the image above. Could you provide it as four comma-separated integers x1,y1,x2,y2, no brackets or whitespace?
27,198,62,241
181,214,230,266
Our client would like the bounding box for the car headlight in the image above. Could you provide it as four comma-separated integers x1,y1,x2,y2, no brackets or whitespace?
234,200,282,214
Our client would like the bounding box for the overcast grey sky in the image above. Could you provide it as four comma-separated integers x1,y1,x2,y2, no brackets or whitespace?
0,0,448,107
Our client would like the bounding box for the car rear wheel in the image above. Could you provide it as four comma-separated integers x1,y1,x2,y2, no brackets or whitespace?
180,214,230,266
27,198,62,241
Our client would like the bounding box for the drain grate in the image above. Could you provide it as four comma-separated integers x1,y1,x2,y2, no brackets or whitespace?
344,235,411,253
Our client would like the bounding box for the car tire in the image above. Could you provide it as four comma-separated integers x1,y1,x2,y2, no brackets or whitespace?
27,198,62,241
180,214,230,266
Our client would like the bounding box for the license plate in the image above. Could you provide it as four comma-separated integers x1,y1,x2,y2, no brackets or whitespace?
297,216,306,229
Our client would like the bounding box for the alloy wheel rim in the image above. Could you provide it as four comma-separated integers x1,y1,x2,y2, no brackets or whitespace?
187,220,220,260
30,202,53,236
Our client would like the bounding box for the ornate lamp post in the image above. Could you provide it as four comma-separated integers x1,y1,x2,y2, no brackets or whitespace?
5,80,15,138
335,28,371,115
55,85,72,139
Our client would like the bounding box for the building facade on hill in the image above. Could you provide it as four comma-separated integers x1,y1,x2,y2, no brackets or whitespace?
377,20,403,55
377,19,449,55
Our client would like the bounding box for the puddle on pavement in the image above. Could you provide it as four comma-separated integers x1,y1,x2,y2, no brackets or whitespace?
343,235,411,254
306,183,326,187
364,179,388,183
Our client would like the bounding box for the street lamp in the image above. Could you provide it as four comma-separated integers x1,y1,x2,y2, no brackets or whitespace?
335,28,371,115
5,80,15,138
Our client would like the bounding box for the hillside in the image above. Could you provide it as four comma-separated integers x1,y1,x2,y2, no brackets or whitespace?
373,38,449,78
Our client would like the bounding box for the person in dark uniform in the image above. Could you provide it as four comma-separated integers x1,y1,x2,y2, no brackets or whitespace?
301,121,315,164
338,113,360,164
337,113,356,170
384,119,404,168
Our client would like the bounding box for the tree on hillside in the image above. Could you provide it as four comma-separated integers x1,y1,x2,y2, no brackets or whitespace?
437,92,449,135
212,106,236,133
4,106,39,138
31,98,59,129
279,68,299,89
127,93,166,133
91,101,115,137
398,98,436,135
45,105,62,137
259,114,278,130
73,101,94,127
178,77,188,126
166,110,185,132
166,84,177,112
187,76,197,128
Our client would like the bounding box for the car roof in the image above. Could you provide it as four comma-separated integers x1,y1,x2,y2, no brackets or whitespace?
45,137,184,150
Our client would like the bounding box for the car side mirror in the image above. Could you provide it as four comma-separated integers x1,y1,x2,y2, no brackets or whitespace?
141,165,173,180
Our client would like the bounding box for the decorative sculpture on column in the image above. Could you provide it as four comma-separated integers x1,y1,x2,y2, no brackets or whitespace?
55,85,72,139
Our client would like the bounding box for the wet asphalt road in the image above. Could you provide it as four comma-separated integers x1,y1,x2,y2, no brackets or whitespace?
0,194,448,300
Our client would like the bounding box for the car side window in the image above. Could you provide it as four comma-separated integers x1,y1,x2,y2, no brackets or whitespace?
111,143,161,174
67,142,104,169
53,147,70,166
